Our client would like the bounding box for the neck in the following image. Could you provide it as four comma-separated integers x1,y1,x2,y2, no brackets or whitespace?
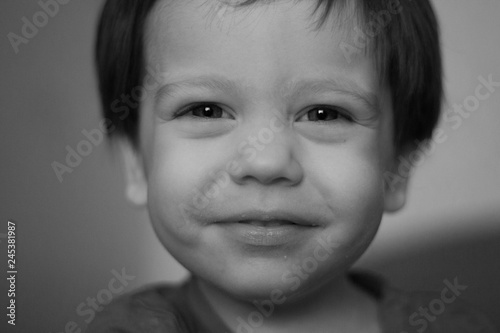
196,274,381,333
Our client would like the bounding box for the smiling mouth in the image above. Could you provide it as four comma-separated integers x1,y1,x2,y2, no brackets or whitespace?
222,220,312,247
237,220,300,227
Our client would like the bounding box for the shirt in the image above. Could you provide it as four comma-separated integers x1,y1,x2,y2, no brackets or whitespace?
86,271,497,333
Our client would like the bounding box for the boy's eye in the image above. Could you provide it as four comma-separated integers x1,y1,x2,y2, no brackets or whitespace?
298,106,351,122
181,103,229,119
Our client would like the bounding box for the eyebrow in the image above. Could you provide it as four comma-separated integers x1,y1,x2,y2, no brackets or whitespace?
283,78,380,114
155,75,242,106
155,75,380,114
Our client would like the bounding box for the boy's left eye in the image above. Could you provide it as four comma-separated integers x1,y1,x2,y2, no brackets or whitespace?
179,103,231,119
298,107,351,122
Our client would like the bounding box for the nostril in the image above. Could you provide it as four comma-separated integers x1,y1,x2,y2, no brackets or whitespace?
228,133,304,186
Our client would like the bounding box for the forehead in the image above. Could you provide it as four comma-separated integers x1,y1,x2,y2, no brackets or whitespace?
144,0,381,101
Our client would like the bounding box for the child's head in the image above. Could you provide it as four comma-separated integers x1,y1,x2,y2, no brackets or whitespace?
95,0,442,300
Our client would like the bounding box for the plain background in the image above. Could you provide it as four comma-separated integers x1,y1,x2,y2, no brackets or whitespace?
1,0,499,332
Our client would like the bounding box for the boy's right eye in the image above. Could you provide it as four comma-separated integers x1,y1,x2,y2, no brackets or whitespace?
177,103,231,119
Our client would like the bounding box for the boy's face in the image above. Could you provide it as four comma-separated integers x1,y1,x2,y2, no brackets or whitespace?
128,0,405,299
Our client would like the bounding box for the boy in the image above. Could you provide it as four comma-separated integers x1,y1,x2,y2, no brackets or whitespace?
89,0,496,332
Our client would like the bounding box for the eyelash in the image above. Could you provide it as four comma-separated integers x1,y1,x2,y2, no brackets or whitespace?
174,103,232,120
297,106,353,123
174,103,353,123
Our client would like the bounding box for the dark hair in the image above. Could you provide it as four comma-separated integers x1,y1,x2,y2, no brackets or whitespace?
95,0,442,154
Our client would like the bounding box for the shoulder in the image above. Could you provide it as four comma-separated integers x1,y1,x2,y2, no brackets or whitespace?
85,281,191,333
386,288,497,333
350,271,498,333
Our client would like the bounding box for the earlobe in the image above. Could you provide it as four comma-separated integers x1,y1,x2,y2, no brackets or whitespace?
383,156,411,213
383,178,408,212
119,141,148,207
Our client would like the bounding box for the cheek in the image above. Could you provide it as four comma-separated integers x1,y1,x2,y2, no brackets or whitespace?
324,160,384,245
146,135,200,244
336,152,385,221
144,131,244,285
308,134,385,206
146,130,234,243
305,135,386,246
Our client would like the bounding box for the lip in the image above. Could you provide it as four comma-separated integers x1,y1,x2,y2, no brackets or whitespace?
212,209,319,246
213,209,319,227
220,222,312,246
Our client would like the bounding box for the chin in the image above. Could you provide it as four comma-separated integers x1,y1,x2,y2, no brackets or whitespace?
209,261,331,302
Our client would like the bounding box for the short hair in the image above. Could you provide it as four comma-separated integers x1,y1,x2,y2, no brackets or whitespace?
95,0,442,154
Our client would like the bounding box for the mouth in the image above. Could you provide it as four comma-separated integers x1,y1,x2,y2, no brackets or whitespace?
237,220,301,227
215,209,319,227
214,210,319,246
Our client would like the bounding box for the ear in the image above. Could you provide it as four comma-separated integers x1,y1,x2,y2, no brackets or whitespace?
383,151,412,213
119,140,148,207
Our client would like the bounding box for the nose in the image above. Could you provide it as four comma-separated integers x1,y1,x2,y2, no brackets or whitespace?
231,122,304,186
